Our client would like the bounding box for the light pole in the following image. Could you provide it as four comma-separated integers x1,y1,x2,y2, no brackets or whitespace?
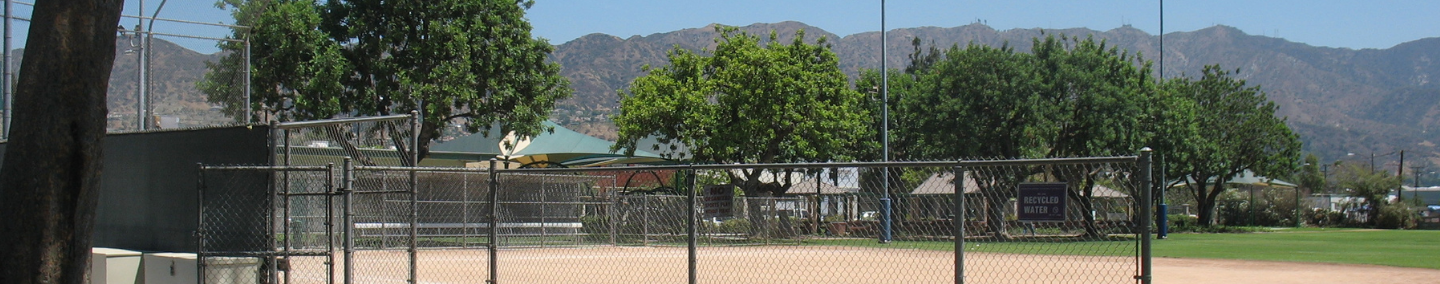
878,0,893,244
1155,0,1167,239
1158,154,1168,238
142,0,170,129
136,0,146,130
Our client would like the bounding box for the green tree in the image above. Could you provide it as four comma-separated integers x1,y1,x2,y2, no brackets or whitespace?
1335,163,1401,227
889,35,1157,238
1169,65,1301,226
613,26,872,197
201,0,570,164
1030,36,1156,237
200,0,347,123
0,0,123,283
1296,153,1326,193
887,41,1040,238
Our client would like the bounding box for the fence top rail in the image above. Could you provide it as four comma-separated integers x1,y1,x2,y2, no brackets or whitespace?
354,166,487,173
274,114,414,129
353,166,607,181
953,156,1137,167
200,165,332,171
495,156,1138,174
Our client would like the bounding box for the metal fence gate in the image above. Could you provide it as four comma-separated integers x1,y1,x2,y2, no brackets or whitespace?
199,153,1153,284
198,164,339,284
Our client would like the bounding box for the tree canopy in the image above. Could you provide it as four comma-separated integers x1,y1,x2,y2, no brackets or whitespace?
865,35,1157,237
1335,162,1401,227
612,26,872,197
200,0,570,163
1166,65,1302,225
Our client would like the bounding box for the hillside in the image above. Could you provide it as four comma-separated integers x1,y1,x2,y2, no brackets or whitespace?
10,35,235,132
549,22,1440,165
103,35,233,131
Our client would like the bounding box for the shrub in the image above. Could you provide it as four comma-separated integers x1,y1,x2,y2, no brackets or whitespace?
1216,189,1302,227
1166,213,1269,233
714,218,751,234
1375,204,1418,229
1304,208,1349,227
1166,214,1199,232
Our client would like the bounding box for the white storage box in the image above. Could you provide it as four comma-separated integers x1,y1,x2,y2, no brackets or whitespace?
144,253,197,284
202,256,263,284
143,253,263,284
90,247,142,284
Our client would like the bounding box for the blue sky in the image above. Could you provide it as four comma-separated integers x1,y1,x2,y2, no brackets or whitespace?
4,1,1438,54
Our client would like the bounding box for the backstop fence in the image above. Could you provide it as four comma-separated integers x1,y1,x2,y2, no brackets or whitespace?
198,153,1154,284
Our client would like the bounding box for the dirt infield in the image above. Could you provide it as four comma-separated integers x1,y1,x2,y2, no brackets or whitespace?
281,246,1440,284
1155,257,1440,284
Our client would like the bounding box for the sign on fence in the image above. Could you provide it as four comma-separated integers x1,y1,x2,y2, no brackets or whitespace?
1018,183,1067,221
704,185,735,218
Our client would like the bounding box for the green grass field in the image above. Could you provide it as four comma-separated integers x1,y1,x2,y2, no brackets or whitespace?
806,229,1440,270
1153,228,1440,269
382,228,1440,270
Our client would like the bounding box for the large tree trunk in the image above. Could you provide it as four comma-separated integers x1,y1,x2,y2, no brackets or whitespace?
1367,200,1382,227
0,1,123,283
1195,183,1226,226
982,185,1010,241
1075,181,1101,238
1196,198,1218,226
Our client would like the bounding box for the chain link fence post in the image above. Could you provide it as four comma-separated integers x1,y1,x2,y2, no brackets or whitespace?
642,195,650,246
196,163,207,284
281,160,294,284
325,162,336,284
343,158,355,284
408,111,420,284
687,167,699,284
1139,148,1154,284
953,165,965,284
487,158,499,284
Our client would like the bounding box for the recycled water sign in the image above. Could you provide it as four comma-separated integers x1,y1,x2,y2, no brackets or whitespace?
1018,183,1067,221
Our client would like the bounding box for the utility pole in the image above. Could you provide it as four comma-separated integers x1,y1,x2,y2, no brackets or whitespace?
1370,152,1376,172
1397,150,1404,202
1411,166,1423,189
1321,164,1330,193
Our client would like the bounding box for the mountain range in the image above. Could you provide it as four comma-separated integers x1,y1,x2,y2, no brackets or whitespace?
548,21,1440,166
56,21,1440,167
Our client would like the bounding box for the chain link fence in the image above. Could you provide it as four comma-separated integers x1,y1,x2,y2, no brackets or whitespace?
198,165,336,284
199,154,1153,284
274,114,418,168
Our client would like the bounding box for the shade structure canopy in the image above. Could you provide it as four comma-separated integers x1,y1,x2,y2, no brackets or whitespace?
430,121,671,168
1170,169,1297,189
